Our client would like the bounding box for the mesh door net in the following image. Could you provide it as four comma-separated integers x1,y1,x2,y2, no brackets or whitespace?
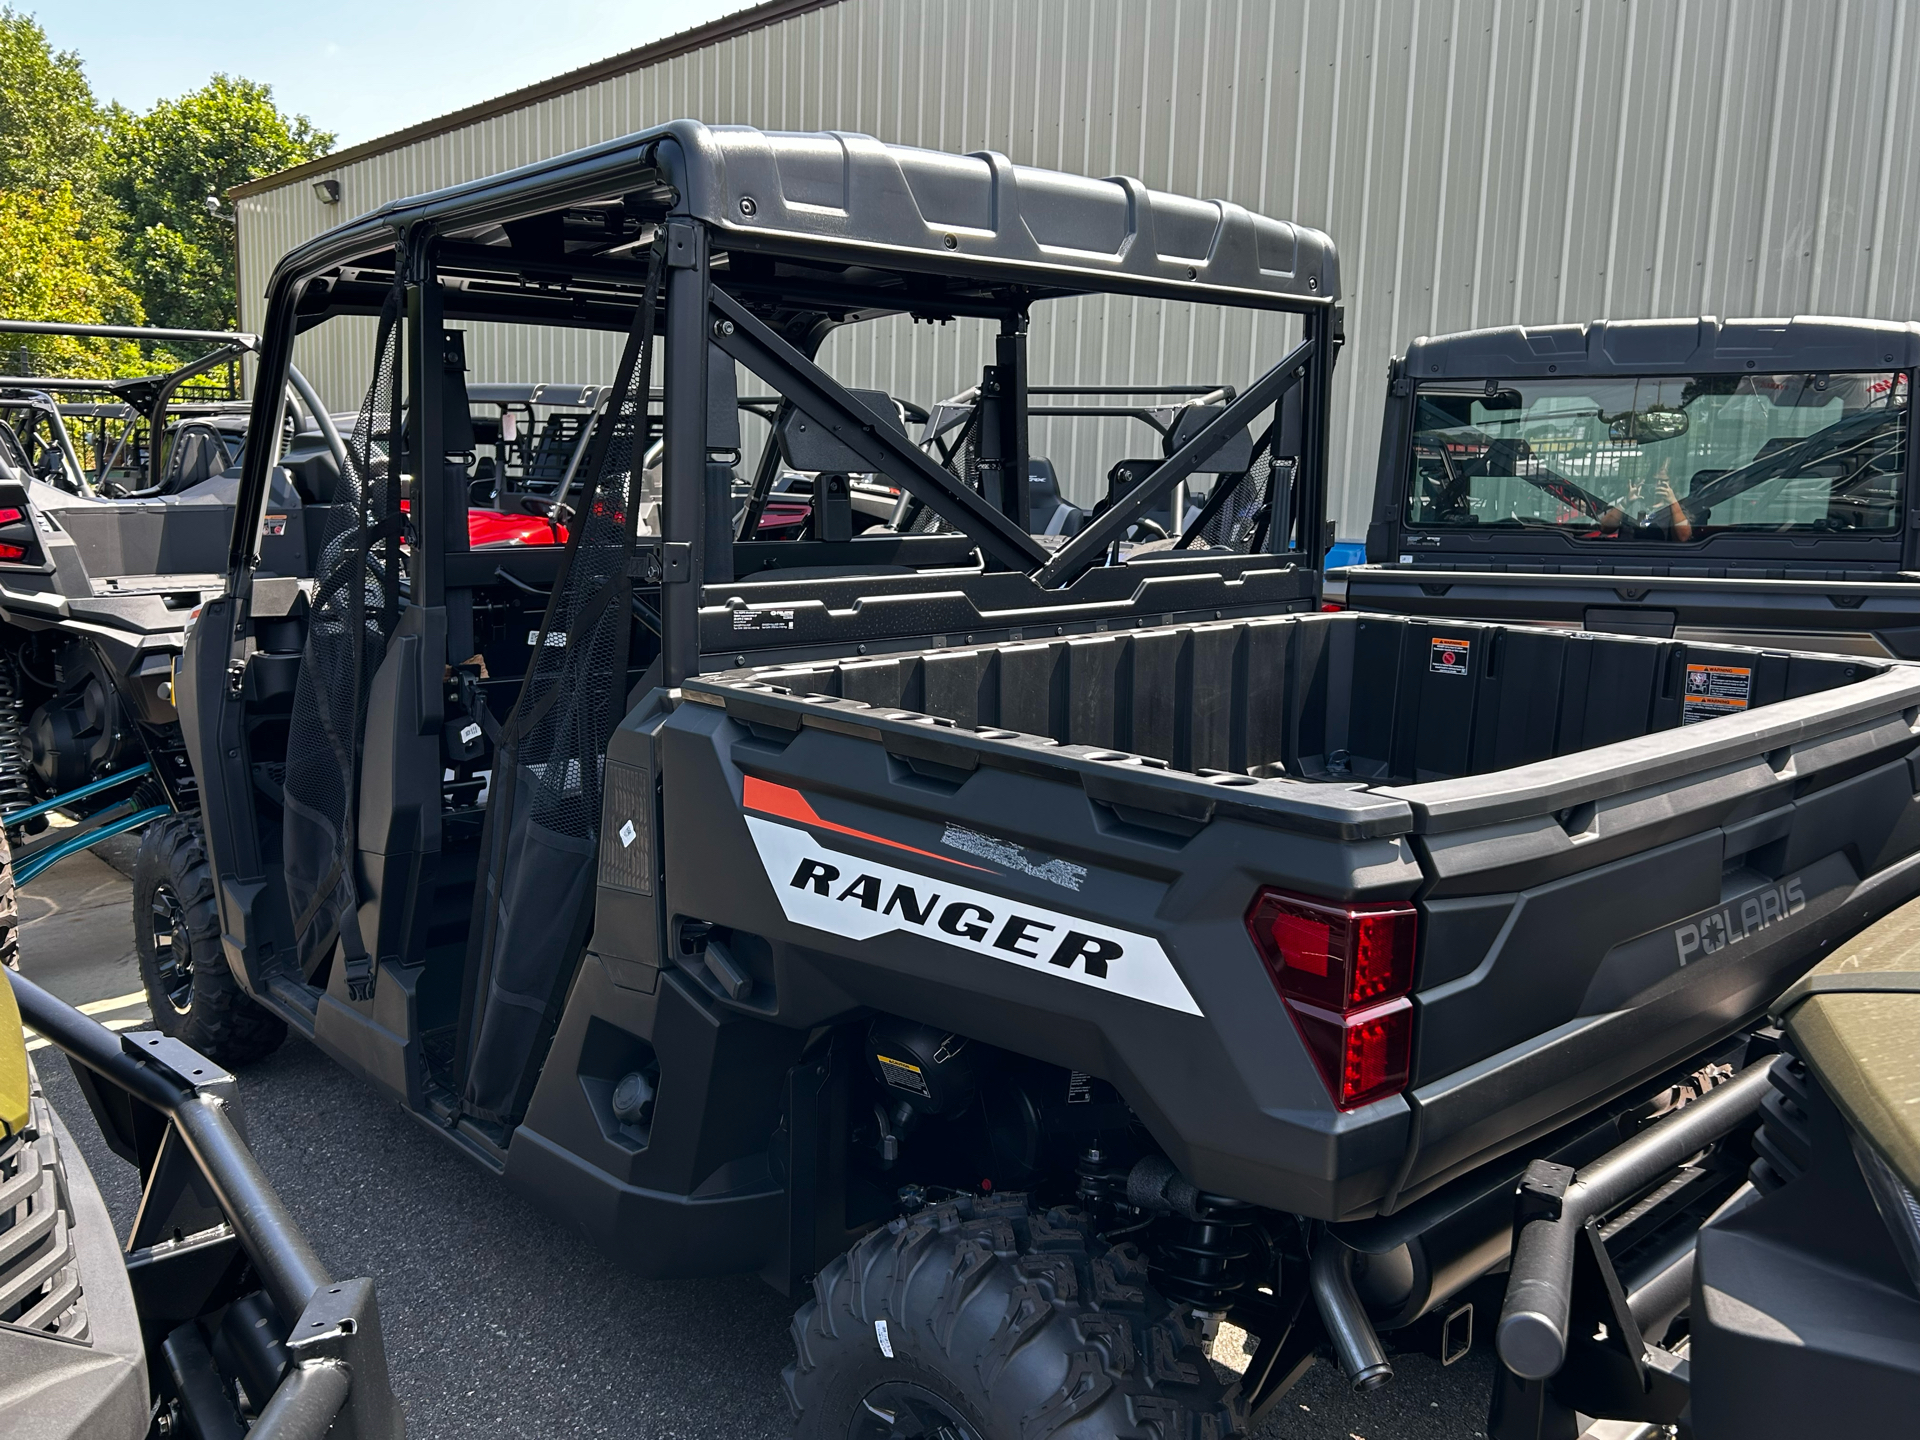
1177,418,1292,554
281,283,405,998
901,408,980,533
461,247,663,1124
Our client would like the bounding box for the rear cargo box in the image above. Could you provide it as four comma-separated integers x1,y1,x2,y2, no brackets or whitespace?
716,611,1883,787
667,611,1920,1213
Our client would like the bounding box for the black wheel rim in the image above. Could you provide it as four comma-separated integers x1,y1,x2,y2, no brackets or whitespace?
848,1383,979,1440
150,882,193,1014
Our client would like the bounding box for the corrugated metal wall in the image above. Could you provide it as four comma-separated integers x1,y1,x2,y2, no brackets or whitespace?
238,0,1920,535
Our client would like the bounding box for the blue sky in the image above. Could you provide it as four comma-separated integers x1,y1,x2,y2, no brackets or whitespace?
41,1,745,148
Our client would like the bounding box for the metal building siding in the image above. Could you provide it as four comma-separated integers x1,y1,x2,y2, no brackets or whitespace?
239,0,1920,531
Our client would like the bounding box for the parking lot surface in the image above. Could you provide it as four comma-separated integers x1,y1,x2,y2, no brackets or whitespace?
20,844,1497,1439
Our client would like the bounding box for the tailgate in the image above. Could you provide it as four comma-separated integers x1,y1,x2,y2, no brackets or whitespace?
1381,661,1920,1201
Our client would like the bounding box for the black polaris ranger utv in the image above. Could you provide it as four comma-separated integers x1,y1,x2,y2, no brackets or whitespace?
1339,316,1918,656
170,123,1920,1438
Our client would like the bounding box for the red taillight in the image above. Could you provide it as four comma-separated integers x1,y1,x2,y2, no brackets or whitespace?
1320,601,1344,612
0,508,21,526
0,542,26,561
1283,998,1413,1110
1248,891,1416,1010
1247,889,1418,1110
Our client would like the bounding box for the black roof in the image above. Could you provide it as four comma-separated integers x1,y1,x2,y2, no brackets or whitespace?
276,120,1338,311
1403,316,1920,380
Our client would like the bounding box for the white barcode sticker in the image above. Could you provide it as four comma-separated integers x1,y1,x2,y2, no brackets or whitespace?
874,1319,893,1358
459,722,482,746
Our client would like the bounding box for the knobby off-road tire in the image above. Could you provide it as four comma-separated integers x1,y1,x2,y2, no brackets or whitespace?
787,1193,1248,1440
134,815,285,1065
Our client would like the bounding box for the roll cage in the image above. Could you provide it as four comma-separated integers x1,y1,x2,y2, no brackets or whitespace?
229,120,1343,686
0,320,262,495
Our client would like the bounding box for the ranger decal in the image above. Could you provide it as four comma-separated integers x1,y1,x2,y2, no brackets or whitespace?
743,815,1203,1016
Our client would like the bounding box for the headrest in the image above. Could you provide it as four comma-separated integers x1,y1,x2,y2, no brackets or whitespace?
1027,457,1061,502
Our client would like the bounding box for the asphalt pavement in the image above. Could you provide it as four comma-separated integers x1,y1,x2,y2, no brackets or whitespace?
17,840,1499,1440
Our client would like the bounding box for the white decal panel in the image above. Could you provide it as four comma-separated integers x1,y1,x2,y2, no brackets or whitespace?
744,816,1202,1016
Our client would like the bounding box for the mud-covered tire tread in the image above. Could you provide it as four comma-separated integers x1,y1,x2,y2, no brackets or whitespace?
134,815,285,1065
786,1192,1247,1440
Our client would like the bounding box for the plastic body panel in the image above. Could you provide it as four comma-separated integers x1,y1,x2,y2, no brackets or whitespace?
0,1081,149,1440
651,697,1420,1218
1691,1057,1920,1439
506,958,809,1280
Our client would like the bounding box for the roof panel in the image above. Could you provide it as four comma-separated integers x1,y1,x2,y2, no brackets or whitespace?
275,119,1338,307
1404,314,1920,378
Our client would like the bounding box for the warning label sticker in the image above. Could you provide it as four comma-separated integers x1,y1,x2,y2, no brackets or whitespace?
1682,664,1753,725
875,1054,930,1096
1430,637,1472,675
733,608,796,632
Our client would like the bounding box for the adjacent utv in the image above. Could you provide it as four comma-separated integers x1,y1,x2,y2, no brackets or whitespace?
1341,315,1919,655
0,321,344,898
2,835,401,1439
160,123,1920,1438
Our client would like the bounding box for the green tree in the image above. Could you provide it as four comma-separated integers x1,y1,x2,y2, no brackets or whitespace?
0,185,149,377
105,76,333,331
0,8,108,225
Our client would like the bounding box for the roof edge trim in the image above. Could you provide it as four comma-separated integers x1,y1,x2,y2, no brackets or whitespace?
228,0,844,200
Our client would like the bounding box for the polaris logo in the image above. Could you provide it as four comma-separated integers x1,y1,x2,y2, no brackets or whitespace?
1674,877,1806,966
744,816,1203,1015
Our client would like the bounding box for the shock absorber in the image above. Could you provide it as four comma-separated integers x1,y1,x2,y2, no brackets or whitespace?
1119,1154,1262,1311
0,652,31,814
1154,1197,1259,1311
1075,1145,1131,1213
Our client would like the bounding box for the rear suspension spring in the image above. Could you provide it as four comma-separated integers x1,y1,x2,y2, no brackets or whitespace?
1153,1198,1260,1312
0,654,31,814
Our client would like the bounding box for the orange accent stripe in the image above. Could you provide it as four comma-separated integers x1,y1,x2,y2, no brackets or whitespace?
742,776,990,871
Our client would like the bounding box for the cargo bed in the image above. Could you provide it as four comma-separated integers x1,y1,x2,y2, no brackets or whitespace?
661,610,1920,1215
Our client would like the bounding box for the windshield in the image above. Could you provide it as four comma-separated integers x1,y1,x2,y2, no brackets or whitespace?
1404,370,1909,541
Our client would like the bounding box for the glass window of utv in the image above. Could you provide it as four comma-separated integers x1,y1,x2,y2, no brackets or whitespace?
1402,370,1910,544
